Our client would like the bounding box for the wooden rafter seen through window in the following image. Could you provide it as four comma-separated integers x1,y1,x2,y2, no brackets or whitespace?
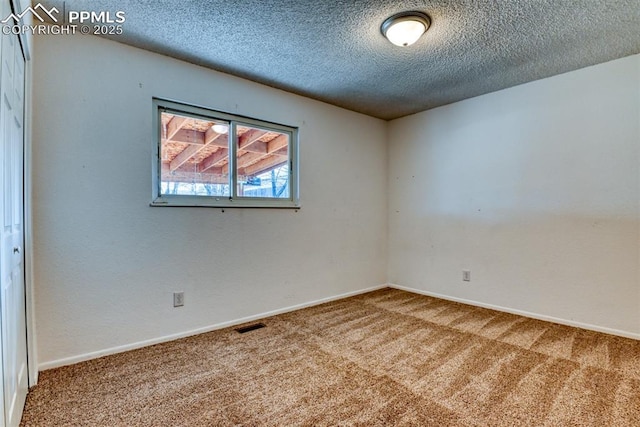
160,112,289,185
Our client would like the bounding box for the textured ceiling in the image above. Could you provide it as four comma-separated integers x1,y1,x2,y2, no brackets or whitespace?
42,0,640,120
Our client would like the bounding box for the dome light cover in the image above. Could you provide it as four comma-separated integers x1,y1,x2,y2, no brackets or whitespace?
381,12,431,47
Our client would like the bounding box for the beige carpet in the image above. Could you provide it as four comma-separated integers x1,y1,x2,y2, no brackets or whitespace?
21,288,640,426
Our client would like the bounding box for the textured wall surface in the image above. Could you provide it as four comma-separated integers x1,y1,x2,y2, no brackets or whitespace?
31,33,640,368
38,0,640,120
32,34,388,367
388,54,640,336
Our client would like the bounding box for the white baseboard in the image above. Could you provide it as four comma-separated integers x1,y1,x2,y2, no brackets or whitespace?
38,284,388,371
389,283,640,340
41,282,637,372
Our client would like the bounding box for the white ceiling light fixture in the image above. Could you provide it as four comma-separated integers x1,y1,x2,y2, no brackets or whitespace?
212,123,228,134
381,11,431,47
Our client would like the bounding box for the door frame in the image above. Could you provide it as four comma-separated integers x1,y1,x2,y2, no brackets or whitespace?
10,0,35,387
21,44,35,387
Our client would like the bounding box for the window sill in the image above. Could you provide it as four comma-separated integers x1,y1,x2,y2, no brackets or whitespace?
150,197,300,209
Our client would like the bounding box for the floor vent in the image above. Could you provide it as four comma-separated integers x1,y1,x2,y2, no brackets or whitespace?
235,323,266,334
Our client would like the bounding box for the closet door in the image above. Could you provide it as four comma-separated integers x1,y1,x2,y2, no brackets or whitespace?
0,0,28,424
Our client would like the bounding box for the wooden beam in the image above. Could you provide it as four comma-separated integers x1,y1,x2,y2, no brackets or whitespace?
238,129,268,151
267,134,288,153
230,135,289,169
161,169,228,185
237,151,268,169
272,147,288,156
228,147,289,175
241,140,267,154
199,148,229,172
169,145,200,171
162,163,224,176
163,162,217,174
169,133,227,171
166,115,189,140
244,155,288,176
167,129,205,145
204,128,228,148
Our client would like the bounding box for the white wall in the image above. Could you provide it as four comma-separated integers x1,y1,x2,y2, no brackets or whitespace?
32,34,388,367
32,32,640,369
388,54,640,337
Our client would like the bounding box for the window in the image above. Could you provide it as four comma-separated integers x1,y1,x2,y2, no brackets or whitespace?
151,99,299,208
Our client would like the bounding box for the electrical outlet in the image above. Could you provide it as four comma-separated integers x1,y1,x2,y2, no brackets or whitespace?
462,270,471,282
173,292,184,307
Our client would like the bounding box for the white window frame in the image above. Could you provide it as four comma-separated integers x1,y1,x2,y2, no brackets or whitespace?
151,98,299,208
